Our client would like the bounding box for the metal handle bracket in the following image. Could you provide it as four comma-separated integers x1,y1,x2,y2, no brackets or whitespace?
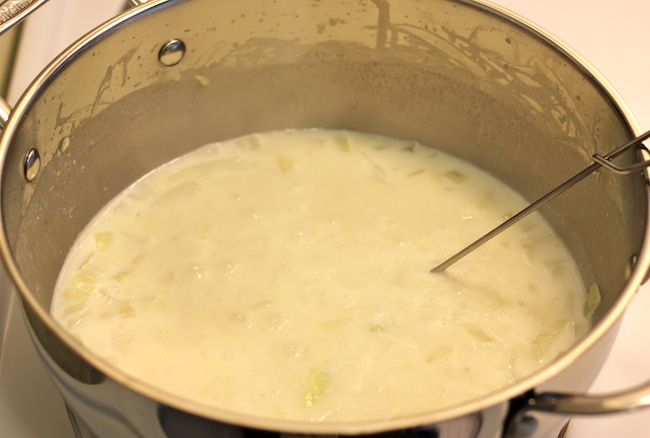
0,0,52,129
0,0,148,129
431,130,650,273
505,378,650,437
592,153,650,175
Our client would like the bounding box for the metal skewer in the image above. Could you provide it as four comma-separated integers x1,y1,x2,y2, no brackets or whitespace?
431,129,650,273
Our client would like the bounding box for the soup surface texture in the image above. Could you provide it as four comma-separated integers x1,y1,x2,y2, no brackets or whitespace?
52,129,590,421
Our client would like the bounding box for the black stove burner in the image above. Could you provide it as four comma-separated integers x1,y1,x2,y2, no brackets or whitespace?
64,402,570,438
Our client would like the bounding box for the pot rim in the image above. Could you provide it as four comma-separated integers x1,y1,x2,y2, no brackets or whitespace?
1,0,649,434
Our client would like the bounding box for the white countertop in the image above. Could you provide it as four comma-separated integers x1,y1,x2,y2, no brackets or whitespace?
1,1,650,437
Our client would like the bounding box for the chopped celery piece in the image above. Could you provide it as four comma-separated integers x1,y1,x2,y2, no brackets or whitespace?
304,368,329,408
94,232,113,251
584,282,601,316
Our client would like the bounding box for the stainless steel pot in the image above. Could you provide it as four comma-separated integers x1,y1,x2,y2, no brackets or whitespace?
1,1,650,437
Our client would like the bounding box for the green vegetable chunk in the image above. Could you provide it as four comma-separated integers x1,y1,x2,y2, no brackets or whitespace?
304,368,329,408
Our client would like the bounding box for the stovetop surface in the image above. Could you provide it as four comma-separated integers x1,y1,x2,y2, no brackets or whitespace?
1,1,650,437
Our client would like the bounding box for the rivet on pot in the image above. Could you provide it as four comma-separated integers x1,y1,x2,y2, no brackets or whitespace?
626,253,650,284
23,148,41,182
158,39,186,66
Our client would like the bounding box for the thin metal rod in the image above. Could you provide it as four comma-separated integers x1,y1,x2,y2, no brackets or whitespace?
431,130,650,273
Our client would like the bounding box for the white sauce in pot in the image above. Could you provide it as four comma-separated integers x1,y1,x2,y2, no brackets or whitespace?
51,129,590,422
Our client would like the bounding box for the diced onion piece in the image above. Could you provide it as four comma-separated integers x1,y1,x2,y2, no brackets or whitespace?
121,301,135,317
334,133,350,152
444,170,466,184
152,181,200,208
467,328,494,343
61,270,97,301
402,142,416,153
235,135,262,150
94,232,113,251
425,346,453,363
113,269,132,282
277,157,295,173
584,282,601,316
531,318,572,362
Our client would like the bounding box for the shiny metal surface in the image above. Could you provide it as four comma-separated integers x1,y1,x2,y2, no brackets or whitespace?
0,0,50,36
157,39,185,66
0,1,48,123
0,94,9,128
528,379,650,415
0,0,649,437
505,376,650,437
0,0,147,128
0,20,19,96
432,130,650,273
22,147,39,181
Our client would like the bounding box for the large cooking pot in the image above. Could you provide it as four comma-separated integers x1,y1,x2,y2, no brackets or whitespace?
1,0,650,437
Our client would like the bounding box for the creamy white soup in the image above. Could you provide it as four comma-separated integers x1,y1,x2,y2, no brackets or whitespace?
52,129,591,422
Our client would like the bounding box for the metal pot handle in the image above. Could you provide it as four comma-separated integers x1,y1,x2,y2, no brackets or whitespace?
0,0,147,129
0,0,50,38
0,0,146,36
0,98,9,129
506,378,650,437
0,0,52,129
